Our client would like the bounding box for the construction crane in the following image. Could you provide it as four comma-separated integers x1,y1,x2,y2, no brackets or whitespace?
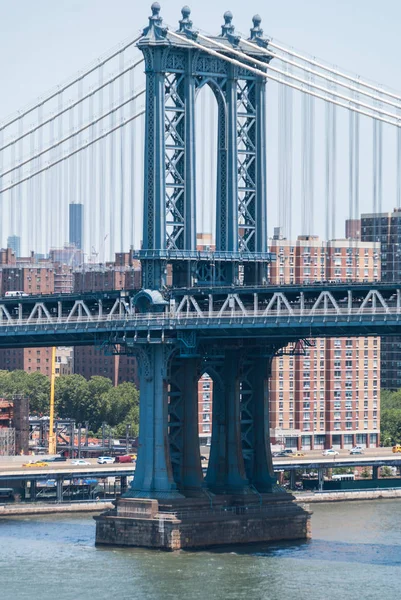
48,347,57,455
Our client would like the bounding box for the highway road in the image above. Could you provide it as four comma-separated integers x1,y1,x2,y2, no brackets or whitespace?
0,447,400,478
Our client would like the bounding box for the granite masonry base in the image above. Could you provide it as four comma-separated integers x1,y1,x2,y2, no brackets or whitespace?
94,493,311,550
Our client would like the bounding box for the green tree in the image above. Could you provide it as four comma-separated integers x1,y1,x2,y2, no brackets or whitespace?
0,370,50,415
25,372,50,414
86,376,114,431
380,389,401,446
104,381,139,428
55,374,90,424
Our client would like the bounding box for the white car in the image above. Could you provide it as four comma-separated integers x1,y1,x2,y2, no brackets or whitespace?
97,456,115,464
70,459,91,466
322,449,339,456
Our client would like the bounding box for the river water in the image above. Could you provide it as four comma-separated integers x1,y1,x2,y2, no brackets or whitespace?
1,500,401,600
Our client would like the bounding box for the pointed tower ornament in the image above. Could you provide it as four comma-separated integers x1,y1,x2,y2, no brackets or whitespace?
250,15,263,40
178,6,193,33
141,2,165,40
220,11,235,38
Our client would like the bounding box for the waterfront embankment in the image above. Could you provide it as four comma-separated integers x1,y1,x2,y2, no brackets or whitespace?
0,500,113,516
2,488,401,517
295,488,401,503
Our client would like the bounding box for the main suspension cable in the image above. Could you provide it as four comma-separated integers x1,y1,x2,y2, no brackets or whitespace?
194,31,401,123
0,109,145,194
0,34,143,132
167,30,401,128
0,88,145,178
0,58,144,152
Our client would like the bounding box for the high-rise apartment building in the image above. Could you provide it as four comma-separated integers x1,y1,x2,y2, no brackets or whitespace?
268,235,380,450
69,203,83,250
7,236,21,258
360,209,401,389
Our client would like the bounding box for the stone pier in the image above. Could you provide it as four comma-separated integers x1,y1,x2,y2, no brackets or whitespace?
95,495,310,550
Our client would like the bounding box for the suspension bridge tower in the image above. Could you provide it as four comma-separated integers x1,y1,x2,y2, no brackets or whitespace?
96,4,310,550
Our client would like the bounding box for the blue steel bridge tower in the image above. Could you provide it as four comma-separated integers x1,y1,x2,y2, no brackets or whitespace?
137,3,272,291
96,4,309,549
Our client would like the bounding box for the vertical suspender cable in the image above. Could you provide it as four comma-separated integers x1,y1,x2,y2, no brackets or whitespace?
89,88,96,261
331,103,337,240
57,93,63,256
0,130,3,245
397,120,401,209
209,90,216,242
301,73,315,235
109,73,115,260
99,65,106,262
37,105,44,253
129,65,135,250
278,68,293,239
119,51,125,253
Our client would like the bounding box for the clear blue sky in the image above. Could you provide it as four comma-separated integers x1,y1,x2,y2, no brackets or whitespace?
1,0,400,119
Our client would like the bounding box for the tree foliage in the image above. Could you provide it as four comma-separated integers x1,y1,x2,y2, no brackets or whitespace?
0,370,139,434
380,389,401,446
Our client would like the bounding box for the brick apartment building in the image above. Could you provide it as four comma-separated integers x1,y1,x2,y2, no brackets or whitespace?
73,253,141,386
268,233,381,450
0,250,56,376
0,248,140,387
358,209,401,390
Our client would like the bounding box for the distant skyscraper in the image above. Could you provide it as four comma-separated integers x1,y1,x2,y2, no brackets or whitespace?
69,203,83,250
7,235,21,258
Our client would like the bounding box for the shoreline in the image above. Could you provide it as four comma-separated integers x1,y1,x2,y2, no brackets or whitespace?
0,501,113,516
1,489,401,516
295,488,401,503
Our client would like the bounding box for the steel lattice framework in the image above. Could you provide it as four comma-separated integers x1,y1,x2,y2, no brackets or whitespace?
135,5,273,290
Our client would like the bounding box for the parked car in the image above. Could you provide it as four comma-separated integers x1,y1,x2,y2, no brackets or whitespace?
349,447,363,455
322,449,339,457
70,459,91,466
97,456,115,464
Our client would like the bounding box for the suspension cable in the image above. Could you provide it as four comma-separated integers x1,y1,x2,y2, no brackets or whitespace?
0,58,144,152
240,36,401,110
0,35,143,132
0,88,145,178
0,109,145,194
267,39,401,104
194,31,401,123
167,30,401,128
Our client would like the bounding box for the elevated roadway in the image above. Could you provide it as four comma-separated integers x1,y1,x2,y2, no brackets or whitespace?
0,452,400,482
0,283,400,347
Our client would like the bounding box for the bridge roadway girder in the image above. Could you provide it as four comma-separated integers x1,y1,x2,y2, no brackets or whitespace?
0,283,399,348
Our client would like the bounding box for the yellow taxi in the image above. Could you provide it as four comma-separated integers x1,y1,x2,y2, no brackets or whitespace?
22,461,49,467
293,451,305,458
392,445,401,453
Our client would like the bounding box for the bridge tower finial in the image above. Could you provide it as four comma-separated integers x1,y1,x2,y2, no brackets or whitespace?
220,11,235,37
250,14,263,40
178,6,193,33
141,2,164,39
